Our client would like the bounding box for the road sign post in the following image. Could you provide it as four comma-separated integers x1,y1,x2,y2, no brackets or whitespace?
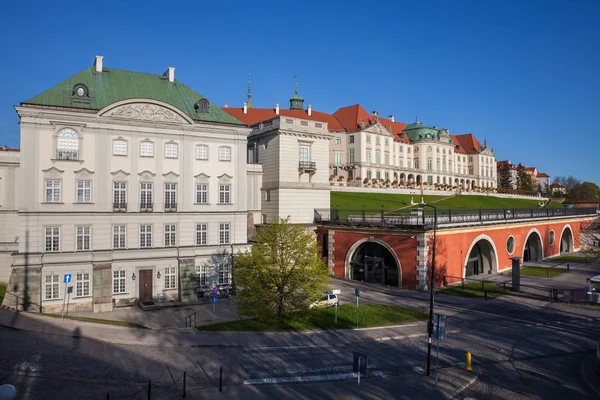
333,289,341,325
61,274,72,321
211,286,219,328
433,314,447,383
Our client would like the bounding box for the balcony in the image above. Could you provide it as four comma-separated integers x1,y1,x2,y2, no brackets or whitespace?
140,202,153,212
55,150,79,161
164,203,177,212
299,161,317,172
113,202,127,212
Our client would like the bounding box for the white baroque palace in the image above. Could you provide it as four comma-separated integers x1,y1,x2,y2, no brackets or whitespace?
4,56,262,312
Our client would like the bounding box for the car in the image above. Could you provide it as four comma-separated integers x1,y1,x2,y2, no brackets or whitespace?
310,294,339,309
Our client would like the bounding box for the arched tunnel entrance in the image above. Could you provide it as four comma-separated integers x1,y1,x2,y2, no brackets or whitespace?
560,227,573,254
524,231,543,262
349,241,400,286
465,239,497,277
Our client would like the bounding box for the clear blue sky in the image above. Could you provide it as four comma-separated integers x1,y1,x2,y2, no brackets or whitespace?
0,0,598,183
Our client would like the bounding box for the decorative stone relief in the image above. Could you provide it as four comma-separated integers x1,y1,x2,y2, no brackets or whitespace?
111,169,131,179
74,167,95,179
138,170,156,181
217,173,233,183
105,103,187,124
195,173,210,183
42,167,64,179
163,171,180,182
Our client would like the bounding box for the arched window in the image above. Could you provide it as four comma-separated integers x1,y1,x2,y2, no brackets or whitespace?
56,128,79,160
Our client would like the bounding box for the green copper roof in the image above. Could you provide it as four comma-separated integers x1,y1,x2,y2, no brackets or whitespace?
22,66,244,125
403,118,440,142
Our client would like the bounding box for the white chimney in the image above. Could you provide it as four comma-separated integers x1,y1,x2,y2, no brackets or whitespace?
307,104,312,116
164,67,175,83
389,115,395,122
224,104,229,108
94,55,104,73
275,104,280,115
243,102,248,114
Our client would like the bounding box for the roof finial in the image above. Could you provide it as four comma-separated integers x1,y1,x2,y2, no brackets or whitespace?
295,75,299,96
289,75,304,110
415,116,419,123
246,73,254,108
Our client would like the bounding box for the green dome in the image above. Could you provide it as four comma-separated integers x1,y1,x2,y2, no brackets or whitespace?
403,118,439,142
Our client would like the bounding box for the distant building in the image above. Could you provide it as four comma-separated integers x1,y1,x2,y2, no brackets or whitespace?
496,160,549,192
551,182,566,196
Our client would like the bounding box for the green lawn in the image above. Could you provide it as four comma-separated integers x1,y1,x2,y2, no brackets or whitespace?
43,313,149,329
550,255,595,264
0,283,6,304
520,267,566,277
331,192,560,213
197,304,428,332
440,282,509,299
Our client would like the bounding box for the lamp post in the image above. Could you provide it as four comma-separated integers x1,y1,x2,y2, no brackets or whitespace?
420,201,437,377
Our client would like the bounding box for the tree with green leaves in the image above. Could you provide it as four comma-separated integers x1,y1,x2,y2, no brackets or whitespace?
233,218,329,321
516,164,533,192
498,162,512,189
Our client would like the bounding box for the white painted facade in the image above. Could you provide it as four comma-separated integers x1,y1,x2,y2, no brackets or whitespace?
0,148,19,283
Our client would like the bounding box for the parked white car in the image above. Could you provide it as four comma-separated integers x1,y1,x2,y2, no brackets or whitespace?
310,294,339,309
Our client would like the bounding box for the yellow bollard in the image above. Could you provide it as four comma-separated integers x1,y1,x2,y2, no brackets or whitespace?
466,351,472,371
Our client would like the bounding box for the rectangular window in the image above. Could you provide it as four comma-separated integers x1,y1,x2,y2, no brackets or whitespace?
140,225,152,248
140,141,154,157
196,223,207,245
385,139,389,146
112,139,128,156
140,183,153,207
219,185,231,204
164,183,176,209
164,266,176,289
196,144,209,160
76,180,91,203
349,135,355,144
334,153,342,166
399,158,404,168
376,152,381,165
219,146,231,161
196,184,208,204
219,263,230,285
113,225,126,249
45,227,60,252
75,226,91,251
385,172,389,181
164,142,178,158
113,182,127,208
367,135,371,144
45,180,61,203
366,151,371,164
376,171,381,180
196,264,207,286
164,224,176,247
366,170,372,179
113,270,126,294
315,122,323,128
384,154,389,165
335,137,341,145
219,223,230,244
376,136,380,145
348,148,355,164
45,274,60,300
299,145,310,164
76,272,90,297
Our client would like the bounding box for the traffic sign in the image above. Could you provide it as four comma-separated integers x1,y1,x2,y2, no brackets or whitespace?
212,296,219,304
355,287,360,297
332,289,341,295
64,274,72,283
212,286,219,296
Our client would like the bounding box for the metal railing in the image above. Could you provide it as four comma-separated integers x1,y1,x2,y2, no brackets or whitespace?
113,202,127,212
164,203,177,212
2,290,42,312
140,202,153,212
184,312,197,328
314,207,597,228
299,161,316,169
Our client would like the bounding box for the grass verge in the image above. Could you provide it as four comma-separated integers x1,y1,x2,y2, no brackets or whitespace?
42,313,149,329
551,255,595,264
0,283,6,304
440,282,509,299
520,267,566,277
197,304,428,332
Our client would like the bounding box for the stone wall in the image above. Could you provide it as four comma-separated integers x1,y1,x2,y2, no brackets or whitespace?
3,266,42,311
93,263,113,312
179,257,196,302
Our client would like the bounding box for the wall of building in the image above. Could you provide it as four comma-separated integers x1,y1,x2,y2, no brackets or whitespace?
0,149,19,283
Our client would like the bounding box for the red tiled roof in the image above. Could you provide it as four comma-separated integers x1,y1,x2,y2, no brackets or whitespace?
453,134,483,154
450,135,466,154
332,104,372,131
525,166,536,172
0,146,19,152
536,172,549,178
221,107,345,131
550,183,563,188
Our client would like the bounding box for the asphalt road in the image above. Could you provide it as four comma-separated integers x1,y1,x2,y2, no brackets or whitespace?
1,285,600,399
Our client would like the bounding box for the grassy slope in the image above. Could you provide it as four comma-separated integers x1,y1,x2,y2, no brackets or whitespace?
0,283,5,303
520,267,566,277
331,191,562,211
197,304,428,332
440,282,509,299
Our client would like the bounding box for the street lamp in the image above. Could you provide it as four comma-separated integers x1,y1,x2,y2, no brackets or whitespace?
420,201,437,377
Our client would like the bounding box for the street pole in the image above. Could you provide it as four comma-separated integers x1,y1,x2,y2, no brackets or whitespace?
421,202,437,376
356,295,359,329
61,284,68,321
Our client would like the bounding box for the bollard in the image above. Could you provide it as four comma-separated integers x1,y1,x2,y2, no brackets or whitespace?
148,380,151,400
567,263,570,271
182,371,186,398
106,394,110,400
484,290,487,300
219,366,223,392
466,352,472,371
547,269,550,278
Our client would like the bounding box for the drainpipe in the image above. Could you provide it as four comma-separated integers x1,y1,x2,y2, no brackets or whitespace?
177,247,182,302
39,252,44,313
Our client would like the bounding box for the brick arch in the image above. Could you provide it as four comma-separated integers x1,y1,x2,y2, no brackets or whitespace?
559,224,574,253
463,234,499,277
522,228,544,261
344,237,402,286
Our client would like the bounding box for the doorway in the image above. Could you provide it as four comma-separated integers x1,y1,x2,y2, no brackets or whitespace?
139,270,153,302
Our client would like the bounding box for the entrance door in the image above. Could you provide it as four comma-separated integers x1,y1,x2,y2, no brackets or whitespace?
139,270,153,302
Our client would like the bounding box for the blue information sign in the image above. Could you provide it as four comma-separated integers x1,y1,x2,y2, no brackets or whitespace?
212,296,219,304
355,287,360,297
64,274,72,283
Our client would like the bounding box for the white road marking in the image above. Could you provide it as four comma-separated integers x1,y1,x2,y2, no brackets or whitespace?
244,370,387,385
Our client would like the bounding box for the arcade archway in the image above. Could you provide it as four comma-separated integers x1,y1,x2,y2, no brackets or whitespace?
347,240,400,287
523,231,543,261
560,226,573,254
464,237,497,277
